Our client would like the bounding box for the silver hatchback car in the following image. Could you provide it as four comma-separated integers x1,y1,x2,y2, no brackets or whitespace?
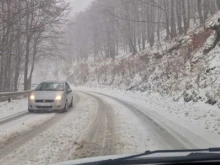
28,81,73,113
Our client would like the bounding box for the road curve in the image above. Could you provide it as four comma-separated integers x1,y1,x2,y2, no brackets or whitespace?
79,91,212,150
0,90,214,165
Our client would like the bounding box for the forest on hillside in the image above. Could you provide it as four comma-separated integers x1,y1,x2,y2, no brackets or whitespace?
67,0,220,62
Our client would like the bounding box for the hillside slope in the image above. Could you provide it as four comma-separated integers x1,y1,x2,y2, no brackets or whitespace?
67,12,220,106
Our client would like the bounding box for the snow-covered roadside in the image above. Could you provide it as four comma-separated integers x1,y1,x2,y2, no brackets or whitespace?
0,113,56,146
0,98,27,120
74,86,220,147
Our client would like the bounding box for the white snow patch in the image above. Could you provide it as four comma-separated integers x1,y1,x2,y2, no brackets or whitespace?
0,98,27,120
0,113,56,146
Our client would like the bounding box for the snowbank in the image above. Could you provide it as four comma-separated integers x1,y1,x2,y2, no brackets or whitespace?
0,99,28,120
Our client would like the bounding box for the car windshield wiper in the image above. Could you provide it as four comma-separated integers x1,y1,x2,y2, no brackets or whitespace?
92,148,220,165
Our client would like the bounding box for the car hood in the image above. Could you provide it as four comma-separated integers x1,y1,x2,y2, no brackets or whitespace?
51,152,196,165
51,155,128,165
32,91,64,100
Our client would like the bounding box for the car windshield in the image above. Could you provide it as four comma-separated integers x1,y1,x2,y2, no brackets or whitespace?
35,82,64,91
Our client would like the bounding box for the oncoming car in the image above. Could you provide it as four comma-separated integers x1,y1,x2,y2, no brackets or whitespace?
28,81,73,113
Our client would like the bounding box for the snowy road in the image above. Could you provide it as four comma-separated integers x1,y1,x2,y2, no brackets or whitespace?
0,90,216,165
92,92,194,149
0,92,117,165
82,91,213,149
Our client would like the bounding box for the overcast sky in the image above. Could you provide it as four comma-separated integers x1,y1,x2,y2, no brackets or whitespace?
68,0,93,14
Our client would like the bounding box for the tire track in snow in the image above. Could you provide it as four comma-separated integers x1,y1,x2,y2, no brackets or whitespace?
0,110,29,126
0,94,80,159
79,91,197,150
72,92,116,159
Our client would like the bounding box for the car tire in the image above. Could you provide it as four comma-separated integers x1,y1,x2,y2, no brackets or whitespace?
28,109,33,113
70,98,73,108
62,103,67,113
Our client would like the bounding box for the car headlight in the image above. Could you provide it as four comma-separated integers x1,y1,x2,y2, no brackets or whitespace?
55,96,62,100
30,95,35,100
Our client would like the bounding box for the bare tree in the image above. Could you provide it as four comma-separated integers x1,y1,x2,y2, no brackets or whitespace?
0,0,69,91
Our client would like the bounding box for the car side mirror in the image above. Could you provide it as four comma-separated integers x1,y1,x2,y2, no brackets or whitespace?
67,89,72,93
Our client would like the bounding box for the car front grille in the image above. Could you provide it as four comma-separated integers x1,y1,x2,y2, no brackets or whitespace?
36,106,53,109
35,100,54,103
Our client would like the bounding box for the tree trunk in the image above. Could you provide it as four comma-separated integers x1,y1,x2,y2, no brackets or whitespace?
157,6,161,41
209,0,215,15
141,4,146,49
197,0,204,25
28,37,38,90
170,0,177,38
176,0,183,34
187,0,190,29
24,0,30,90
182,0,188,34
164,0,170,39
14,0,22,91
216,0,220,10
203,0,209,22
150,5,155,46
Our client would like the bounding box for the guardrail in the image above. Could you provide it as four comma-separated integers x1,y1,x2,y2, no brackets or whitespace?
0,90,33,102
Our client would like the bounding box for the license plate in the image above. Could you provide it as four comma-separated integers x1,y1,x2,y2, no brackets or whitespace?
38,103,51,106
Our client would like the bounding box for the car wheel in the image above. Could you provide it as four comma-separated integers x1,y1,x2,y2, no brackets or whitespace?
62,103,67,113
28,109,33,113
70,98,73,108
